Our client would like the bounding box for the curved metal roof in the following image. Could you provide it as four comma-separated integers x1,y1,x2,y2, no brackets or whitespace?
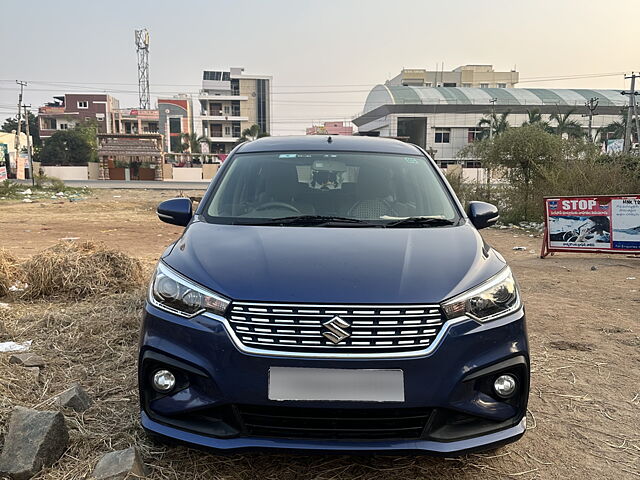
363,85,627,113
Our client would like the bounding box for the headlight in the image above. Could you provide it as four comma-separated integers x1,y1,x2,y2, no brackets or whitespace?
149,262,230,317
442,268,520,322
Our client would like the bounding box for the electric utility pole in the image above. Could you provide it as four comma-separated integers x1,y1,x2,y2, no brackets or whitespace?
622,73,640,153
582,97,599,142
489,98,497,140
23,105,33,186
15,81,27,168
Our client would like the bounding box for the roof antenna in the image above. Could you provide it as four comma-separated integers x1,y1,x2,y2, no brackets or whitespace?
327,136,333,143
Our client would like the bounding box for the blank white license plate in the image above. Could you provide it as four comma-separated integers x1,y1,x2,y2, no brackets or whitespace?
268,367,404,402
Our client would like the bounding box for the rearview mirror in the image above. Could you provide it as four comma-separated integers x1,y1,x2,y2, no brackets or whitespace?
157,198,193,227
468,201,499,230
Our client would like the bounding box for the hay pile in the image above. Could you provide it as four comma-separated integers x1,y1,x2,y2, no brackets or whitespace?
22,241,145,299
0,249,20,297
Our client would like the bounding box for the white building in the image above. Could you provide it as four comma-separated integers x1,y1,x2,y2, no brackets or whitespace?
353,86,627,166
193,67,272,154
388,65,519,89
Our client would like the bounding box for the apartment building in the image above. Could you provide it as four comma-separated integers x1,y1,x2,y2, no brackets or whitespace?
194,67,271,154
387,65,519,89
38,94,119,140
114,108,159,135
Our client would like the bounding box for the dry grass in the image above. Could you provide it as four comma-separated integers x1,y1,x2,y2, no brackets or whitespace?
21,241,145,300
0,249,20,298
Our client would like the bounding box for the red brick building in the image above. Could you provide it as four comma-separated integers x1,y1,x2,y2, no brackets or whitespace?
38,94,119,140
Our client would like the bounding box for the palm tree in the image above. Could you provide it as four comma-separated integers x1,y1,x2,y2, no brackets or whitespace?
478,111,511,139
597,108,631,143
549,109,583,139
236,124,270,145
522,108,552,132
180,133,209,154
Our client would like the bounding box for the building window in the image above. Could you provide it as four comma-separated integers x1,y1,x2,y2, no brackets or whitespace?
462,83,472,88
204,71,222,81
42,118,56,130
224,126,231,136
169,118,181,134
498,83,507,88
95,113,105,121
480,83,489,89
169,136,182,152
222,71,230,81
231,79,240,95
435,128,451,143
256,79,268,134
77,101,89,109
443,82,457,87
232,122,241,137
223,105,230,115
468,127,483,143
59,123,68,130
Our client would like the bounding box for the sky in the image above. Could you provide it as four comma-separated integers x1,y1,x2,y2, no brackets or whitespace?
0,0,635,135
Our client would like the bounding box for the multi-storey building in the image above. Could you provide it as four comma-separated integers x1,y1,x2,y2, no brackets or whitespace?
158,96,193,154
38,94,119,140
114,108,159,135
193,67,271,154
387,65,519,89
306,121,353,136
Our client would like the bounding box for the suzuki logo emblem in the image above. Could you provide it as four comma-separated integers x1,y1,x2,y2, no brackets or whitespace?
322,316,351,344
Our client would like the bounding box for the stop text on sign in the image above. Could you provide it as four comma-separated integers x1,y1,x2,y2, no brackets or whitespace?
561,199,596,210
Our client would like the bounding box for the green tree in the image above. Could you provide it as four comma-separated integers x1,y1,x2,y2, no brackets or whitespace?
1,111,41,148
179,132,209,154
597,108,630,142
521,108,552,132
236,124,270,145
464,125,563,220
39,123,97,166
477,111,511,139
549,109,583,139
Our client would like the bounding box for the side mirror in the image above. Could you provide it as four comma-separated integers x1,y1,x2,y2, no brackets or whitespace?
157,198,193,226
468,201,499,230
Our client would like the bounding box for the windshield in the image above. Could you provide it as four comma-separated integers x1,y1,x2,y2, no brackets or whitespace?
203,151,459,226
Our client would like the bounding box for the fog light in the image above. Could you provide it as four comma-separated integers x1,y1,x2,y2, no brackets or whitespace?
152,369,176,392
493,374,517,398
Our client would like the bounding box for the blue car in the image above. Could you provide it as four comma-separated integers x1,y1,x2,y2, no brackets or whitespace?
139,135,528,454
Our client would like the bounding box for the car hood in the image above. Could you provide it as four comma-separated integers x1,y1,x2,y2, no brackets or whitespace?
163,221,506,304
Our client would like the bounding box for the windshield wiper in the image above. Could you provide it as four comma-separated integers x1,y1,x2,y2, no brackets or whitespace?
383,216,457,228
259,215,377,227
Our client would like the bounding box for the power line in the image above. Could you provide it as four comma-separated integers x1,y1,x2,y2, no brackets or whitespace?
0,70,631,92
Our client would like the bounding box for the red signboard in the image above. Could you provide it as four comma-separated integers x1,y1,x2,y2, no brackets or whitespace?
541,195,640,257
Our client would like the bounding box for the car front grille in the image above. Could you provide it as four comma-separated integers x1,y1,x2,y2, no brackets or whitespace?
226,301,446,355
237,404,432,440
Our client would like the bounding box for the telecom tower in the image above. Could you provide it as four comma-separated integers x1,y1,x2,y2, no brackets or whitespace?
135,29,150,109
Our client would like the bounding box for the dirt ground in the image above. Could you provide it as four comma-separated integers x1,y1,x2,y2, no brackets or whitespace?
0,189,638,479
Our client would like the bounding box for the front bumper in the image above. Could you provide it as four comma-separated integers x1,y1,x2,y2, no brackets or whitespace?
138,303,529,454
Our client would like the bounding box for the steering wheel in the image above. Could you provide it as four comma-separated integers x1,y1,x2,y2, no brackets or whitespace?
255,202,301,214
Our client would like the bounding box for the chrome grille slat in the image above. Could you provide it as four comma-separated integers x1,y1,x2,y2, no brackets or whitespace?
226,302,446,354
242,340,433,350
229,319,441,329
231,310,441,319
